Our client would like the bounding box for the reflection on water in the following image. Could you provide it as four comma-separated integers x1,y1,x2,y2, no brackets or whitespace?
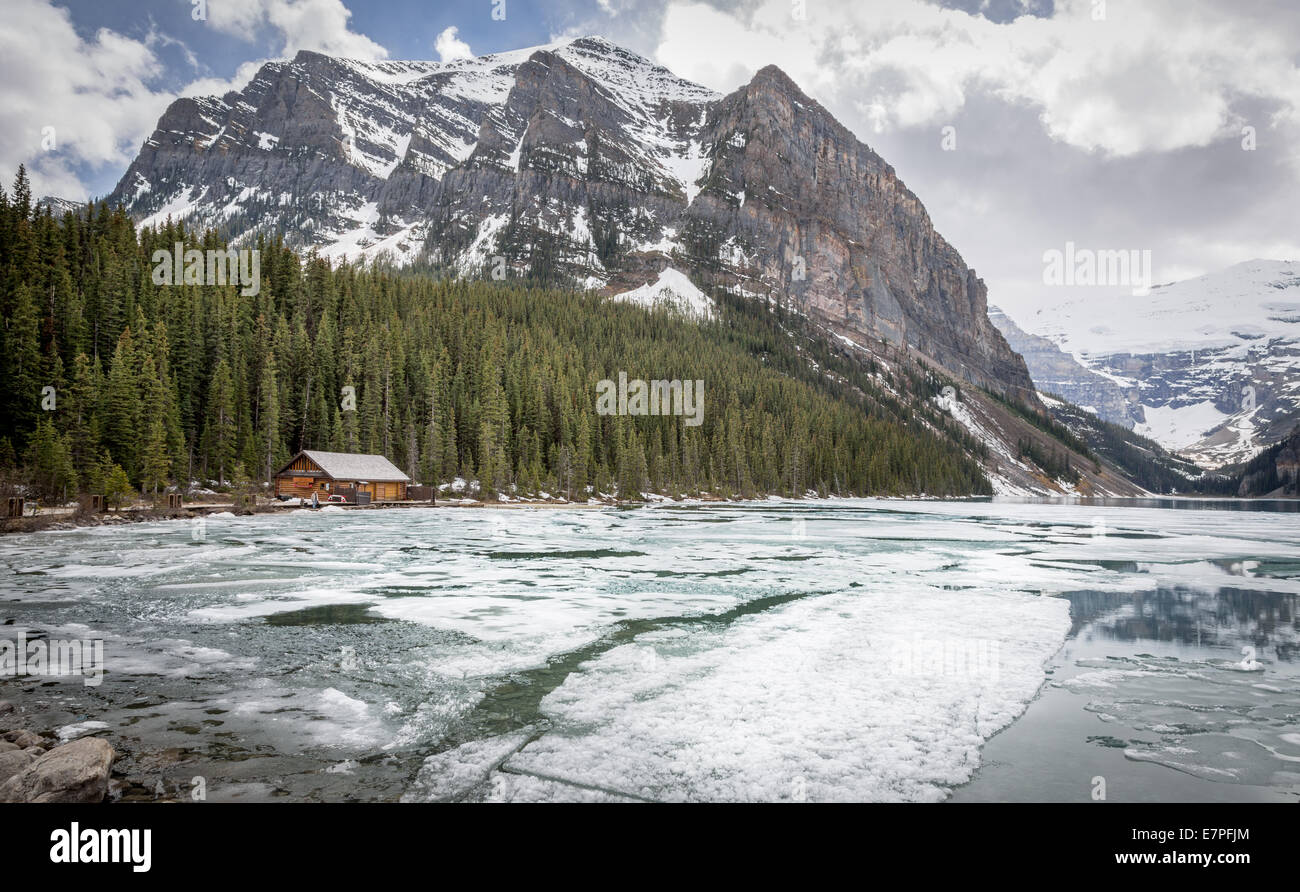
955,581,1300,802
996,496,1300,513
1065,587,1299,661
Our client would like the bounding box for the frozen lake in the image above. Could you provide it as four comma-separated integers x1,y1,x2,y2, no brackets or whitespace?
1,499,1297,802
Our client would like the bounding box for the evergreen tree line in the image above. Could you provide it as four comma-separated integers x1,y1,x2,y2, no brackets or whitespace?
1016,438,1079,483
0,165,993,504
1044,401,1237,495
1233,426,1300,497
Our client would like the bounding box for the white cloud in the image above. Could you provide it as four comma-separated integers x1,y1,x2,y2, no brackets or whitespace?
206,0,387,60
185,0,389,97
0,0,392,200
655,3,822,97
653,0,1300,158
434,26,473,63
0,0,173,199
180,61,270,101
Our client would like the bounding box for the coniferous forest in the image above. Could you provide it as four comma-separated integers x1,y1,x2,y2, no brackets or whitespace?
0,166,994,505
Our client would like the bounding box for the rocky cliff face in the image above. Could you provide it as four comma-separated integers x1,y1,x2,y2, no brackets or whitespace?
109,36,1035,400
989,306,1137,427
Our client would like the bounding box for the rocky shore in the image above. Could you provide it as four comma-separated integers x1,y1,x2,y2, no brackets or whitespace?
0,700,115,803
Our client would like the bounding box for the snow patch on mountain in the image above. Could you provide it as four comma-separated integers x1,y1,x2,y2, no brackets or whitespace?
139,184,206,230
612,268,713,319
935,392,1048,496
661,137,709,205
1134,401,1229,449
1025,260,1300,357
455,213,511,276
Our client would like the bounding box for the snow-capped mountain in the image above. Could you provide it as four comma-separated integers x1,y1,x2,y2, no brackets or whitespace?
1005,259,1300,467
108,36,1034,402
988,306,1136,428
36,196,87,216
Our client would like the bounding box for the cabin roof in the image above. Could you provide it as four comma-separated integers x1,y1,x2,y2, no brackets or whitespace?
277,450,411,482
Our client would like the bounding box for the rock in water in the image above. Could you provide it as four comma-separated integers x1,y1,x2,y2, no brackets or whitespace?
0,738,115,803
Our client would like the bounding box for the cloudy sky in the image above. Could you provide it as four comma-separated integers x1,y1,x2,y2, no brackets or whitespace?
2,0,1297,318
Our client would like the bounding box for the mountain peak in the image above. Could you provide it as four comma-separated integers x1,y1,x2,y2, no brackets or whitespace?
752,63,796,86
108,33,1034,402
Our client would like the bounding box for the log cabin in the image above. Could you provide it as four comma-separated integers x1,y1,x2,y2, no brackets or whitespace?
274,450,411,502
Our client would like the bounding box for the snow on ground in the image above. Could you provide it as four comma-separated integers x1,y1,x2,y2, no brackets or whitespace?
1134,401,1230,449
611,267,714,319
1021,259,1300,358
934,392,1050,497
138,185,208,230
497,584,1069,802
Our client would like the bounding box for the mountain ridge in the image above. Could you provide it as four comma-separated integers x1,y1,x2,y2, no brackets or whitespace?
106,35,1036,404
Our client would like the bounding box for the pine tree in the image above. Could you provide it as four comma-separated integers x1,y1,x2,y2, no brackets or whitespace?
98,457,134,511
101,327,141,478
258,355,281,484
141,418,171,494
24,417,78,503
206,358,237,485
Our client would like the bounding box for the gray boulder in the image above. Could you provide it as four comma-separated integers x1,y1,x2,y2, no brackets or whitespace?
0,749,35,785
3,729,42,748
0,737,115,803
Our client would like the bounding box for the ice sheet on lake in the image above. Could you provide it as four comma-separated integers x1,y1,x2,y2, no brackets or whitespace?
476,586,1069,802
3,497,1298,801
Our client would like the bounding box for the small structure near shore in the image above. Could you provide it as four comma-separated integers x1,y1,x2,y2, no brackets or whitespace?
274,450,410,502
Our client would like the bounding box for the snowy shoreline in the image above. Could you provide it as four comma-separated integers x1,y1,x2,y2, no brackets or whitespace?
5,488,1293,539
